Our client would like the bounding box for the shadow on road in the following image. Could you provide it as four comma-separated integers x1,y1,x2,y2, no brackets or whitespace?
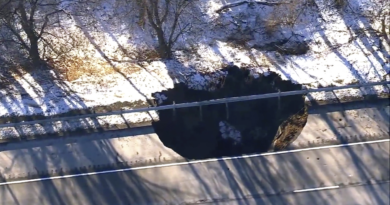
0,112,388,204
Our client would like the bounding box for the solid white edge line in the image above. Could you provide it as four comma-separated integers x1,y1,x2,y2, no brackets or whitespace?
0,138,388,186
293,185,340,193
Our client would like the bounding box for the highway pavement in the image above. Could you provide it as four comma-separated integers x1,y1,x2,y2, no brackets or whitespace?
1,99,388,180
195,182,390,205
1,140,389,205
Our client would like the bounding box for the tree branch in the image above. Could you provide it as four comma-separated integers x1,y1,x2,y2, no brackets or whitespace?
18,1,30,31
215,0,288,13
0,0,12,12
37,2,61,7
168,14,179,46
4,23,30,51
151,0,162,26
160,0,170,23
38,9,64,39
171,22,190,46
40,36,62,56
168,0,190,46
29,0,39,25
145,6,159,30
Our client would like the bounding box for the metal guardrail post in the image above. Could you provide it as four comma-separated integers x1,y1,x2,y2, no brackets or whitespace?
172,101,176,120
199,104,203,121
357,83,365,100
277,89,281,111
225,99,229,120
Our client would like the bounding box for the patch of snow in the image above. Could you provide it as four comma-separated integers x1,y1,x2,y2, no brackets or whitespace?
219,121,242,144
154,93,168,105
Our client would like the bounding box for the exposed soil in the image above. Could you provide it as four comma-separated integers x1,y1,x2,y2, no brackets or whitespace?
272,106,308,151
152,65,309,159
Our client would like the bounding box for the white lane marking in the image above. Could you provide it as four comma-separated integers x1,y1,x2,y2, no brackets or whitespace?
294,185,340,193
0,138,388,186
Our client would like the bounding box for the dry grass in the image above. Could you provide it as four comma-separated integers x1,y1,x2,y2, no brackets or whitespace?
52,57,111,81
3,54,141,83
264,19,280,37
347,79,360,85
51,57,142,82
334,79,344,84
133,48,161,62
40,26,145,81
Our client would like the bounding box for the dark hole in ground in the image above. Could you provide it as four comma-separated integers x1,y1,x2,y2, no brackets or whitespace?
152,65,308,159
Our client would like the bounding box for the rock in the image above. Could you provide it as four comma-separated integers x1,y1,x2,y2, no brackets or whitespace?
271,106,308,151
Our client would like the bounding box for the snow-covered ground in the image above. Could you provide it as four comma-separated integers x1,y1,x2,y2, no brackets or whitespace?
0,0,389,138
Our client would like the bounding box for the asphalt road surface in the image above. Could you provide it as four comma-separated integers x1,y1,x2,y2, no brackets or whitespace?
1,99,388,181
195,182,390,205
1,141,389,205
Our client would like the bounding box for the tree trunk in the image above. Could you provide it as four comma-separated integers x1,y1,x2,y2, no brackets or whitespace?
155,27,172,59
136,0,147,29
17,0,42,66
29,37,41,66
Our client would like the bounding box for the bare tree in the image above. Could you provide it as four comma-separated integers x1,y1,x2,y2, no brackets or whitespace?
134,0,193,59
361,0,390,42
0,0,65,66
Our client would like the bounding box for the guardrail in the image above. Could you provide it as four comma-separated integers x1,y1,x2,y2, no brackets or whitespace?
0,81,389,128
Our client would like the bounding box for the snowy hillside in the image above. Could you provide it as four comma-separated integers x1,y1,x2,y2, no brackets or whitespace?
0,0,389,121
